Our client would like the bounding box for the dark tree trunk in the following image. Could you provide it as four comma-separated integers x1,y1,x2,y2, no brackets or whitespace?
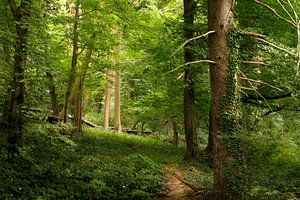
208,0,239,198
183,0,200,160
172,120,179,148
6,0,32,154
1,37,12,124
44,43,59,117
63,0,80,123
46,72,59,117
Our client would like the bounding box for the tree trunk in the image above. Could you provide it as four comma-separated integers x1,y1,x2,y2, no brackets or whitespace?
103,70,113,129
114,68,122,132
6,0,32,154
208,0,239,198
1,35,12,124
46,72,59,117
44,44,59,117
183,0,200,160
74,34,95,132
205,104,213,158
63,0,80,123
172,120,179,148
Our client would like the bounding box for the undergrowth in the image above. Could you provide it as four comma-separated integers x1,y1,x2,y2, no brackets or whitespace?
0,123,186,200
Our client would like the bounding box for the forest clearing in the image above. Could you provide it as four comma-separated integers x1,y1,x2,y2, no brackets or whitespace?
1,0,300,199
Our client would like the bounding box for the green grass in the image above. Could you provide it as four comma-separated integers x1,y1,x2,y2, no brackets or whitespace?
0,122,189,200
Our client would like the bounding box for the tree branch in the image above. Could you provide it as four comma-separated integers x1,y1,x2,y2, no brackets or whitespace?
243,93,292,101
253,0,297,27
240,30,267,39
275,0,297,24
240,60,271,66
166,60,216,74
172,31,216,56
255,37,298,57
239,77,283,91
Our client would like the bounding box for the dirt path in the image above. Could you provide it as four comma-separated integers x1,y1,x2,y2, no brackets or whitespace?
159,164,202,200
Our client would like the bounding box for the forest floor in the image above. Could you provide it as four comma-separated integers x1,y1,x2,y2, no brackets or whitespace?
0,124,212,199
160,164,202,200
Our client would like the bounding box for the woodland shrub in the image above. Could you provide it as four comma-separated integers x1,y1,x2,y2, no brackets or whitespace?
226,126,300,200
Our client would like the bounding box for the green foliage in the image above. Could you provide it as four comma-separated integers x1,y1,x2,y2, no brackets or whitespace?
0,123,185,199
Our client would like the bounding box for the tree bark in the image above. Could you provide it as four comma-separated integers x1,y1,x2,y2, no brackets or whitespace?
46,72,59,117
44,43,59,117
172,120,179,148
114,68,122,132
183,0,200,160
63,0,80,123
1,32,12,124
208,0,239,198
103,70,113,129
5,0,32,154
74,34,95,132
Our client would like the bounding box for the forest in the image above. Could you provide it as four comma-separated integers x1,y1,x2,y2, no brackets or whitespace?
0,0,300,199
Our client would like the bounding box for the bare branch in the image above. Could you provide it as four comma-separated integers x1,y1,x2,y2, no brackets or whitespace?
286,0,299,22
239,77,283,91
255,37,298,57
166,60,216,74
239,70,272,109
240,30,267,39
172,31,216,56
253,0,297,27
276,0,297,24
240,60,271,66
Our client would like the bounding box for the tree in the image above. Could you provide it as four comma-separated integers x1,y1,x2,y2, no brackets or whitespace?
63,0,80,123
74,33,96,132
183,0,200,160
5,0,32,154
208,0,240,198
103,70,113,129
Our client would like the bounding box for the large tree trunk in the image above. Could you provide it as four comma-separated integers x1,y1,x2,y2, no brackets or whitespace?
208,0,239,198
183,0,200,160
6,0,32,154
63,0,80,123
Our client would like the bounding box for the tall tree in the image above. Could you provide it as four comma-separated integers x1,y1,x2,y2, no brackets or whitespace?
74,33,96,132
103,70,113,129
63,0,80,123
183,0,200,160
5,0,32,154
208,0,240,198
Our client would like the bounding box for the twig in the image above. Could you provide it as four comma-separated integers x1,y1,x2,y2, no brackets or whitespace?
253,0,297,27
239,77,283,91
240,60,271,66
172,31,216,56
255,37,297,57
240,86,255,91
276,0,297,24
166,60,216,74
240,30,267,39
239,70,272,109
